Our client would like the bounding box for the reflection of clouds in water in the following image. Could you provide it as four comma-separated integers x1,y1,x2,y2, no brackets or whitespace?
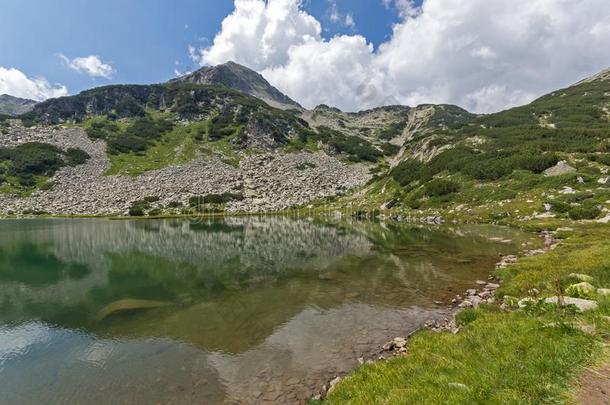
0,303,442,405
0,322,55,365
0,322,226,405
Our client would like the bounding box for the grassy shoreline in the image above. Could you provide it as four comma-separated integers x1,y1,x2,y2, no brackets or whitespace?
323,219,610,404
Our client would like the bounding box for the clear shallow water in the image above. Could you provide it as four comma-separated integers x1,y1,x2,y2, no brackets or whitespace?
0,217,538,404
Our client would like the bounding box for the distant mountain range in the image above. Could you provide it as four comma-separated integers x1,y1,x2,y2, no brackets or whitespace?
0,94,37,116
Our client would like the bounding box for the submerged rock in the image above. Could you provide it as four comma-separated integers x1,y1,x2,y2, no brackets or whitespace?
96,298,173,320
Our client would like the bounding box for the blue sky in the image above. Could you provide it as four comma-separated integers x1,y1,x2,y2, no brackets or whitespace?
1,0,608,113
0,0,405,95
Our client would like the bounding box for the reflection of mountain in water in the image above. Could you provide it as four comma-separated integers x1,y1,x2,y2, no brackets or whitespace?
0,217,372,323
3,217,371,272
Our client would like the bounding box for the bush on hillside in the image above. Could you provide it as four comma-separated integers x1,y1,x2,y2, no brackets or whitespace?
65,148,90,166
390,160,429,186
568,203,602,220
0,142,63,177
424,179,460,196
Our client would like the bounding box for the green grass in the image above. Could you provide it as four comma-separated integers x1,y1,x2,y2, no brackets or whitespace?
103,120,243,176
497,223,610,297
200,134,242,167
326,223,610,404
327,309,597,404
105,124,198,176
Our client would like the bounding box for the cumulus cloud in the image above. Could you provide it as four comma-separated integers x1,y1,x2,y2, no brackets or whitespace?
59,54,114,79
0,66,68,101
194,0,610,113
196,0,320,70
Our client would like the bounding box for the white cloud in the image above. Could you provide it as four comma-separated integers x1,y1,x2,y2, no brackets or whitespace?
382,0,420,18
196,0,321,70
344,14,355,29
327,1,356,28
59,54,114,79
0,66,68,101
195,0,610,113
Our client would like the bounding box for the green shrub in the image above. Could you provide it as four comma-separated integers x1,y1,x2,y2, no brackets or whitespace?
377,120,406,140
94,115,175,155
515,153,559,173
128,206,145,217
548,199,571,214
455,308,479,326
589,154,610,166
390,160,429,186
0,142,63,177
128,199,152,216
17,174,36,187
65,148,90,166
380,143,400,156
568,204,602,220
424,179,460,196
189,193,244,207
107,134,150,154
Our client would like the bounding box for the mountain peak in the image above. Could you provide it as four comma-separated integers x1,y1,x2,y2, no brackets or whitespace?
0,94,37,116
173,61,302,110
575,67,610,85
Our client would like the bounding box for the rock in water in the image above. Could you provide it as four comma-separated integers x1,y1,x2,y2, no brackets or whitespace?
96,298,173,320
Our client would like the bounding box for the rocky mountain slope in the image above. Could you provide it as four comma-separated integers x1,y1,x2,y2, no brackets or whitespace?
339,68,610,222
0,94,37,116
1,63,609,218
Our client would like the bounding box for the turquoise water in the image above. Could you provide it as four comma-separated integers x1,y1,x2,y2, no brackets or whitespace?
0,218,537,404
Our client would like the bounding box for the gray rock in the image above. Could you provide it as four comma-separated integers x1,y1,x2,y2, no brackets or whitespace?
544,296,598,311
543,161,576,177
393,337,407,348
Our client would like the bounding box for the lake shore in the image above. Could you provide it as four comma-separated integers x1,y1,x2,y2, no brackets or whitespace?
320,218,610,404
1,211,607,403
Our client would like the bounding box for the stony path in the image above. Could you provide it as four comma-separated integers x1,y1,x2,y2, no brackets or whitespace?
576,359,610,404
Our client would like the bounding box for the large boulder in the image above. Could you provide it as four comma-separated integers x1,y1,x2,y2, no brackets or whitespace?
597,288,610,296
566,282,597,298
543,161,577,177
567,273,594,283
544,296,598,311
